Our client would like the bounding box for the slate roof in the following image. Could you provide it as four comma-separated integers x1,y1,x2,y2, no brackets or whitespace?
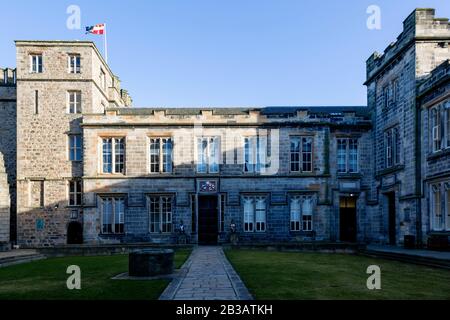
112,106,369,118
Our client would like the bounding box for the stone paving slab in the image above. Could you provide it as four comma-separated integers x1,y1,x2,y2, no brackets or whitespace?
159,246,253,300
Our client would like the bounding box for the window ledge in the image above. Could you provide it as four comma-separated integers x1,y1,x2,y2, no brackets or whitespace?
427,148,450,161
337,173,362,179
148,233,173,235
99,233,125,237
290,231,315,235
97,173,126,177
377,164,405,177
289,172,316,176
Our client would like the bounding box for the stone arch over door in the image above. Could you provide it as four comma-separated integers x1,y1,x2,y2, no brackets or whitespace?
67,221,83,244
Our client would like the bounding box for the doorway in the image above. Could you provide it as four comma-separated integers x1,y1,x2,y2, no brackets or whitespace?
198,195,218,245
67,221,83,244
339,197,357,242
387,192,396,245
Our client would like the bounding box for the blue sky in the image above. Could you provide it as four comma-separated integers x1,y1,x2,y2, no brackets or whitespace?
1,0,449,107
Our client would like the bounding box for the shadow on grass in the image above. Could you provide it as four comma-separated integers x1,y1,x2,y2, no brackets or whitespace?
225,249,450,300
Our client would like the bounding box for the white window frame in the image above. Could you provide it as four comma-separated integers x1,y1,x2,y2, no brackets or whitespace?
446,105,450,148
243,195,266,233
149,195,173,233
196,137,220,173
337,138,359,173
290,195,314,232
67,53,81,74
446,183,450,231
290,196,301,231
392,79,399,104
302,196,313,231
431,184,443,231
149,137,173,173
244,135,268,173
290,136,313,173
69,135,82,162
30,54,43,73
219,194,226,232
68,54,81,74
101,196,125,234
67,91,82,114
431,107,441,153
385,128,400,168
101,137,125,174
383,85,389,109
68,180,82,206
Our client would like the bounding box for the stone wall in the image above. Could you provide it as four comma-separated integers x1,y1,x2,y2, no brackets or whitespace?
0,68,17,243
0,152,10,249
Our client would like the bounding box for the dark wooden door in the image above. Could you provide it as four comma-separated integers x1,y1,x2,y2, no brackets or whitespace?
198,196,218,245
340,197,357,242
388,193,396,245
67,222,83,244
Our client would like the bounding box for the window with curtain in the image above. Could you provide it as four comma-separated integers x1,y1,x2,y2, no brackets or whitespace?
197,137,219,173
149,195,173,233
150,138,173,173
290,196,301,231
101,197,125,234
243,196,266,232
337,138,358,173
102,138,125,174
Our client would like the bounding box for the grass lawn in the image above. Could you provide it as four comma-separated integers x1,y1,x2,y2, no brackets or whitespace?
0,249,191,300
225,249,450,300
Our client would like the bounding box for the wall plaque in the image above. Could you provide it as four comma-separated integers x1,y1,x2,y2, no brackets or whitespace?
198,180,218,193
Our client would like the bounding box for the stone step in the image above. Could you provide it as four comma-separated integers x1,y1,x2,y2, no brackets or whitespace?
359,249,450,270
0,252,46,268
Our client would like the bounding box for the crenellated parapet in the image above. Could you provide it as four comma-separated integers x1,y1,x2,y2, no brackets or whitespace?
0,68,16,86
366,8,450,83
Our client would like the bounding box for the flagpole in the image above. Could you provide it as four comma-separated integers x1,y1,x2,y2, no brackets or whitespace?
104,23,108,64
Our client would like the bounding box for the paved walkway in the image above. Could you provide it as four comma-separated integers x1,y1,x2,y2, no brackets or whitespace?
160,246,252,300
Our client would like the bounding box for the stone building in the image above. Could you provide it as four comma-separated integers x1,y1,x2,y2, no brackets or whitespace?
365,8,450,246
81,106,371,244
417,59,450,246
14,41,131,246
0,8,448,247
